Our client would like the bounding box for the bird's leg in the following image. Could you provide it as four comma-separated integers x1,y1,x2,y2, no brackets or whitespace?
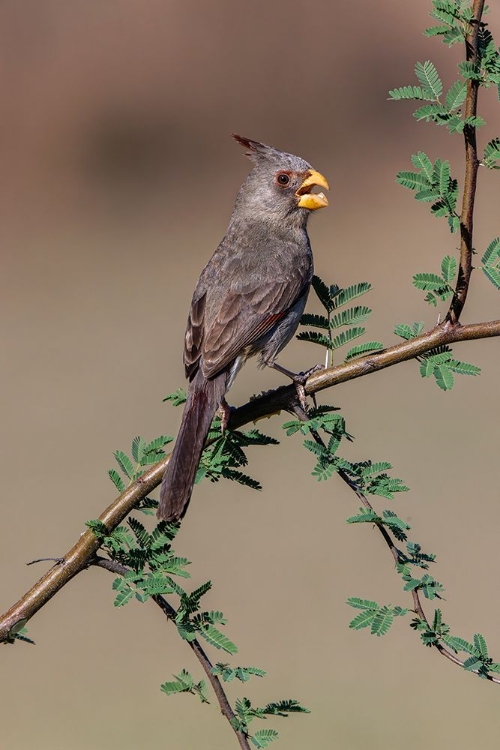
268,362,323,411
218,398,233,433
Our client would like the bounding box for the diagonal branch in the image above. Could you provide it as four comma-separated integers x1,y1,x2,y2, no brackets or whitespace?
447,0,485,324
290,402,500,684
1,318,500,643
93,557,251,750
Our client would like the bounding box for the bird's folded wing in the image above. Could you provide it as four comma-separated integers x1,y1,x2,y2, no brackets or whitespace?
200,275,308,379
184,293,206,379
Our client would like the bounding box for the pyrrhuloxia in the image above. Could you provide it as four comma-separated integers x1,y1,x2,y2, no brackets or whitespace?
157,134,329,521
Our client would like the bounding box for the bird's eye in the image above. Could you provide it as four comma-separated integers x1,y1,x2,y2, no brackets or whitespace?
276,172,291,187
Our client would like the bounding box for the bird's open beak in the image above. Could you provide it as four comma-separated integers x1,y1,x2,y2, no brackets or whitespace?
296,169,329,210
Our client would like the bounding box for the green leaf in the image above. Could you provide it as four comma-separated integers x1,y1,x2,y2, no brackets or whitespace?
331,282,372,308
299,313,330,329
443,635,476,655
212,664,266,682
414,187,442,202
481,237,500,287
263,699,310,716
388,85,426,100
131,436,145,463
397,171,431,190
474,633,489,659
112,578,135,607
394,322,424,340
349,610,376,631
311,275,335,312
434,365,454,391
482,266,500,289
222,469,262,490
346,508,379,524
415,60,443,99
411,151,433,180
160,669,207,701
296,331,334,349
360,461,392,477
434,159,450,196
458,61,481,80
344,342,384,361
448,214,460,233
347,597,380,611
199,625,238,654
108,468,125,492
413,273,448,291
371,606,394,637
331,327,366,349
481,237,500,267
424,24,455,38
463,115,485,129
163,388,187,406
113,450,135,479
330,306,372,328
86,519,109,538
483,138,500,168
445,79,467,110
143,435,173,455
462,657,484,672
251,730,279,748
441,255,457,282
447,360,481,376
413,103,449,122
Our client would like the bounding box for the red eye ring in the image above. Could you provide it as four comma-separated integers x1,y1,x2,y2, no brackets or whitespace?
276,172,291,187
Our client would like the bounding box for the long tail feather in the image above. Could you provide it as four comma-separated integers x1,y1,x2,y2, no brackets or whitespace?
157,369,227,521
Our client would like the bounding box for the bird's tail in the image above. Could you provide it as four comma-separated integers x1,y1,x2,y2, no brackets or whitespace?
157,369,227,522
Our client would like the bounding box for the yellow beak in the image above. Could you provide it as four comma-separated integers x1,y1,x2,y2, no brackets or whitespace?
296,169,329,210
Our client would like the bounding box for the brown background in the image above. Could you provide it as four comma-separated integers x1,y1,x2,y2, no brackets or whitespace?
2,2,500,748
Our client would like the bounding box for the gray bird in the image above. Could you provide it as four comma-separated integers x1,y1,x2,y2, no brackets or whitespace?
157,134,329,522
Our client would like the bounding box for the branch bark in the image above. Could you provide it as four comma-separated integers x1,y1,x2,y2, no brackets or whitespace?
93,557,251,750
290,400,500,685
1,318,499,643
447,0,485,324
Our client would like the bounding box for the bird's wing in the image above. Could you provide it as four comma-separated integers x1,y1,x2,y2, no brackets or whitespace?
200,271,308,379
184,292,206,380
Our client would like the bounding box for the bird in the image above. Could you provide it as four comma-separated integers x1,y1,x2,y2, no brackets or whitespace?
157,134,329,522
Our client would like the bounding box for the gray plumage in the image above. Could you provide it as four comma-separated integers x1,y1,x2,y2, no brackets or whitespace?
157,135,328,522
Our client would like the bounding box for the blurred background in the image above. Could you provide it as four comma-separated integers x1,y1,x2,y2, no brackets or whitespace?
2,1,500,748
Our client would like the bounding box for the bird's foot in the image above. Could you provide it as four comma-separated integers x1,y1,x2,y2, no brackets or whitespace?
218,398,234,433
269,363,323,412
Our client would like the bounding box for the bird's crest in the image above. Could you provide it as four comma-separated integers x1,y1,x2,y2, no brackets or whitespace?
231,133,280,163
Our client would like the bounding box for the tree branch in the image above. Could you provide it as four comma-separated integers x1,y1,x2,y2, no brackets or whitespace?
447,0,485,324
1,318,500,643
289,402,500,684
92,557,251,750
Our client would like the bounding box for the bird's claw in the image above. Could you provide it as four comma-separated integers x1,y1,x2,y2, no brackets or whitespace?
270,362,323,413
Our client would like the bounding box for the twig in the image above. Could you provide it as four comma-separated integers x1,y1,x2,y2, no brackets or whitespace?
290,402,500,685
1,318,500,643
93,557,251,750
447,0,485,324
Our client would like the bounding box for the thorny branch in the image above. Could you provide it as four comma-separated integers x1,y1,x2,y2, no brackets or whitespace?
93,557,252,750
1,318,500,644
290,402,500,685
447,0,485,324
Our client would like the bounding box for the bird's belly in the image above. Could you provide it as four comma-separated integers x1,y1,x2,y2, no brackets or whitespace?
252,293,308,367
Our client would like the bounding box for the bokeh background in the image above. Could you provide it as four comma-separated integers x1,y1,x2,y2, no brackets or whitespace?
2,2,500,748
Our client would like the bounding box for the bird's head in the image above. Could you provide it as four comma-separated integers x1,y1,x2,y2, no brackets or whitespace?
231,134,329,227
